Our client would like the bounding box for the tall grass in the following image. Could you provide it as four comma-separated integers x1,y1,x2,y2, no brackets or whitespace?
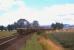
47,32,74,50
21,34,42,50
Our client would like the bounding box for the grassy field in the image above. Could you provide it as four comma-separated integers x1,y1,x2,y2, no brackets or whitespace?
20,34,43,50
0,31,16,39
47,32,74,50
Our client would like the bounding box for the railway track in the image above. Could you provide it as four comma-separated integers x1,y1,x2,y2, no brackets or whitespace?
0,33,33,50
0,34,18,50
0,35,16,45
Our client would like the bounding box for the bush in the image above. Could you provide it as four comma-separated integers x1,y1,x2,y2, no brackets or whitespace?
37,31,43,35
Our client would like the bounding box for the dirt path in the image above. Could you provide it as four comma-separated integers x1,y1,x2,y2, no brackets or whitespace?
37,36,64,50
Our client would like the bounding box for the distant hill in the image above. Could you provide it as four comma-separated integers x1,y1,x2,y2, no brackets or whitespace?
40,25,51,29
64,24,74,29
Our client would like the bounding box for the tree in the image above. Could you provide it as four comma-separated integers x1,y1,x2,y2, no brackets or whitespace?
16,19,30,28
51,23,56,30
7,25,14,31
51,23,64,30
3,27,7,31
13,22,17,29
32,20,39,29
0,26,4,31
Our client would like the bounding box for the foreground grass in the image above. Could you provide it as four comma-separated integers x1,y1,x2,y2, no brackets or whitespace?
0,31,16,39
21,34,43,50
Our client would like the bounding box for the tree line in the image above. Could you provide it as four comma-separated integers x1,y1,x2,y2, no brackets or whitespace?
51,23,64,30
0,19,39,31
0,19,64,31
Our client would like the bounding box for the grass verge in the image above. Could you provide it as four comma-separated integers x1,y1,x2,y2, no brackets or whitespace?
0,31,16,39
20,34,43,50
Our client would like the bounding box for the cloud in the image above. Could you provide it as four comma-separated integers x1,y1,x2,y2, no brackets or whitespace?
0,0,74,26
0,0,15,11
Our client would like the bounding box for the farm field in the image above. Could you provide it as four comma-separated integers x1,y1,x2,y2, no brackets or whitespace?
20,34,43,50
47,32,74,50
0,31,16,39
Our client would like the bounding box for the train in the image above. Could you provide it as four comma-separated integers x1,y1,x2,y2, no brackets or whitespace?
17,28,39,35
16,27,52,35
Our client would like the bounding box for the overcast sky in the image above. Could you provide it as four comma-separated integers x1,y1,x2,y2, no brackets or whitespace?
0,0,74,26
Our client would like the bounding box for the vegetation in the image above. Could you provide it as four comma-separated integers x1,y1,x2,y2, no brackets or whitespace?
32,20,39,28
0,26,4,31
47,32,74,50
51,23,64,30
21,34,42,50
0,31,16,39
7,25,16,31
37,31,45,35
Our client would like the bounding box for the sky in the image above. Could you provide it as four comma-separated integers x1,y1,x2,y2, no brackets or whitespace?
0,0,74,26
